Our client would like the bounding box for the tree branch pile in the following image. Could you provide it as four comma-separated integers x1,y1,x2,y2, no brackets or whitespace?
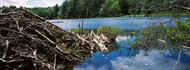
0,8,109,70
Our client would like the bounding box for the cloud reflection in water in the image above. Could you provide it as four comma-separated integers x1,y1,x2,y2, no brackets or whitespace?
74,35,190,70
74,50,190,70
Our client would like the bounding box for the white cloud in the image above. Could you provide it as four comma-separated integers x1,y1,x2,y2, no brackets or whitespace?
0,0,64,7
6,0,28,3
42,0,55,7
0,0,31,7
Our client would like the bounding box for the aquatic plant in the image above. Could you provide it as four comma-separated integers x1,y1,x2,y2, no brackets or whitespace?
71,28,87,34
166,19,190,43
132,18,190,52
97,25,120,41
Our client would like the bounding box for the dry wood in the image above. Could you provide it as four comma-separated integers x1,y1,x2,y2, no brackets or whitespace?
35,30,55,44
0,8,110,70
2,40,9,59
11,15,20,32
181,45,190,50
54,54,57,70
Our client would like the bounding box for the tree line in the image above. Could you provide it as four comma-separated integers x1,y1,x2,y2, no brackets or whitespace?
0,0,188,19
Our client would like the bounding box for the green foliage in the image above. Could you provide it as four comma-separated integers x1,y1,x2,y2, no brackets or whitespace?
135,19,190,50
27,7,54,19
1,5,16,13
97,25,120,40
99,0,121,17
54,4,59,18
71,29,87,34
18,64,23,68
61,0,69,18
118,0,129,15
166,19,190,41
0,0,186,19
108,0,121,16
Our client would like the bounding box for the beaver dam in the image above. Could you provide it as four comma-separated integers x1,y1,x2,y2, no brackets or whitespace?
0,8,110,70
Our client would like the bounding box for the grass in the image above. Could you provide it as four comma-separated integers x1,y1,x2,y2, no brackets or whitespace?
71,28,87,34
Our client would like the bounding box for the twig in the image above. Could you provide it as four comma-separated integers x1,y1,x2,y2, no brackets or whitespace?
44,28,53,36
0,8,5,14
93,38,109,52
23,22,35,31
35,30,55,44
0,58,24,63
33,50,38,60
11,15,21,32
1,28,36,38
22,8,45,21
76,34,90,43
38,60,54,70
173,51,182,70
54,54,57,70
181,45,190,50
157,39,167,43
157,51,172,56
158,5,190,11
2,40,9,59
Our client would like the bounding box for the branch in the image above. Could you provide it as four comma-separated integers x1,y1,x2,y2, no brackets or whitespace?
173,51,182,70
11,15,21,32
54,54,57,70
158,5,190,11
0,58,24,63
148,0,190,11
181,45,190,50
0,8,5,14
35,30,55,44
1,28,36,38
2,40,9,59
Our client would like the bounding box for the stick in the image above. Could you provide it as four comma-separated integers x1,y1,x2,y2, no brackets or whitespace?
54,54,57,70
1,28,36,38
0,8,4,14
93,38,109,52
22,8,45,21
35,30,55,44
11,15,21,32
2,40,9,59
173,51,182,70
76,34,90,43
0,58,24,63
181,45,190,50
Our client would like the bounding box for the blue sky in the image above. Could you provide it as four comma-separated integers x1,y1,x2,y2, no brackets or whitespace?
0,0,65,7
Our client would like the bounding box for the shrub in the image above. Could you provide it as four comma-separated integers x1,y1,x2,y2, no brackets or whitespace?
97,25,120,40
134,18,190,50
166,19,190,42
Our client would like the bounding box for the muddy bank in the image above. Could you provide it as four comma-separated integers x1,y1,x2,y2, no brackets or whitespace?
0,8,109,70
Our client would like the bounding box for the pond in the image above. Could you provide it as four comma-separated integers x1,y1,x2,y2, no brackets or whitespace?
48,17,190,70
48,17,186,30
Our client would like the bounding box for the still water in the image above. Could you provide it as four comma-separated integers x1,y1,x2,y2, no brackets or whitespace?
49,17,185,30
49,17,190,70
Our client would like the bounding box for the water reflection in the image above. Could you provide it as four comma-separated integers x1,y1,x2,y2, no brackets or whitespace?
48,17,189,70
74,34,190,70
110,51,190,70
74,50,190,70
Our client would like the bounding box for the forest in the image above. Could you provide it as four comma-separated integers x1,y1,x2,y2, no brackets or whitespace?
0,0,188,19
